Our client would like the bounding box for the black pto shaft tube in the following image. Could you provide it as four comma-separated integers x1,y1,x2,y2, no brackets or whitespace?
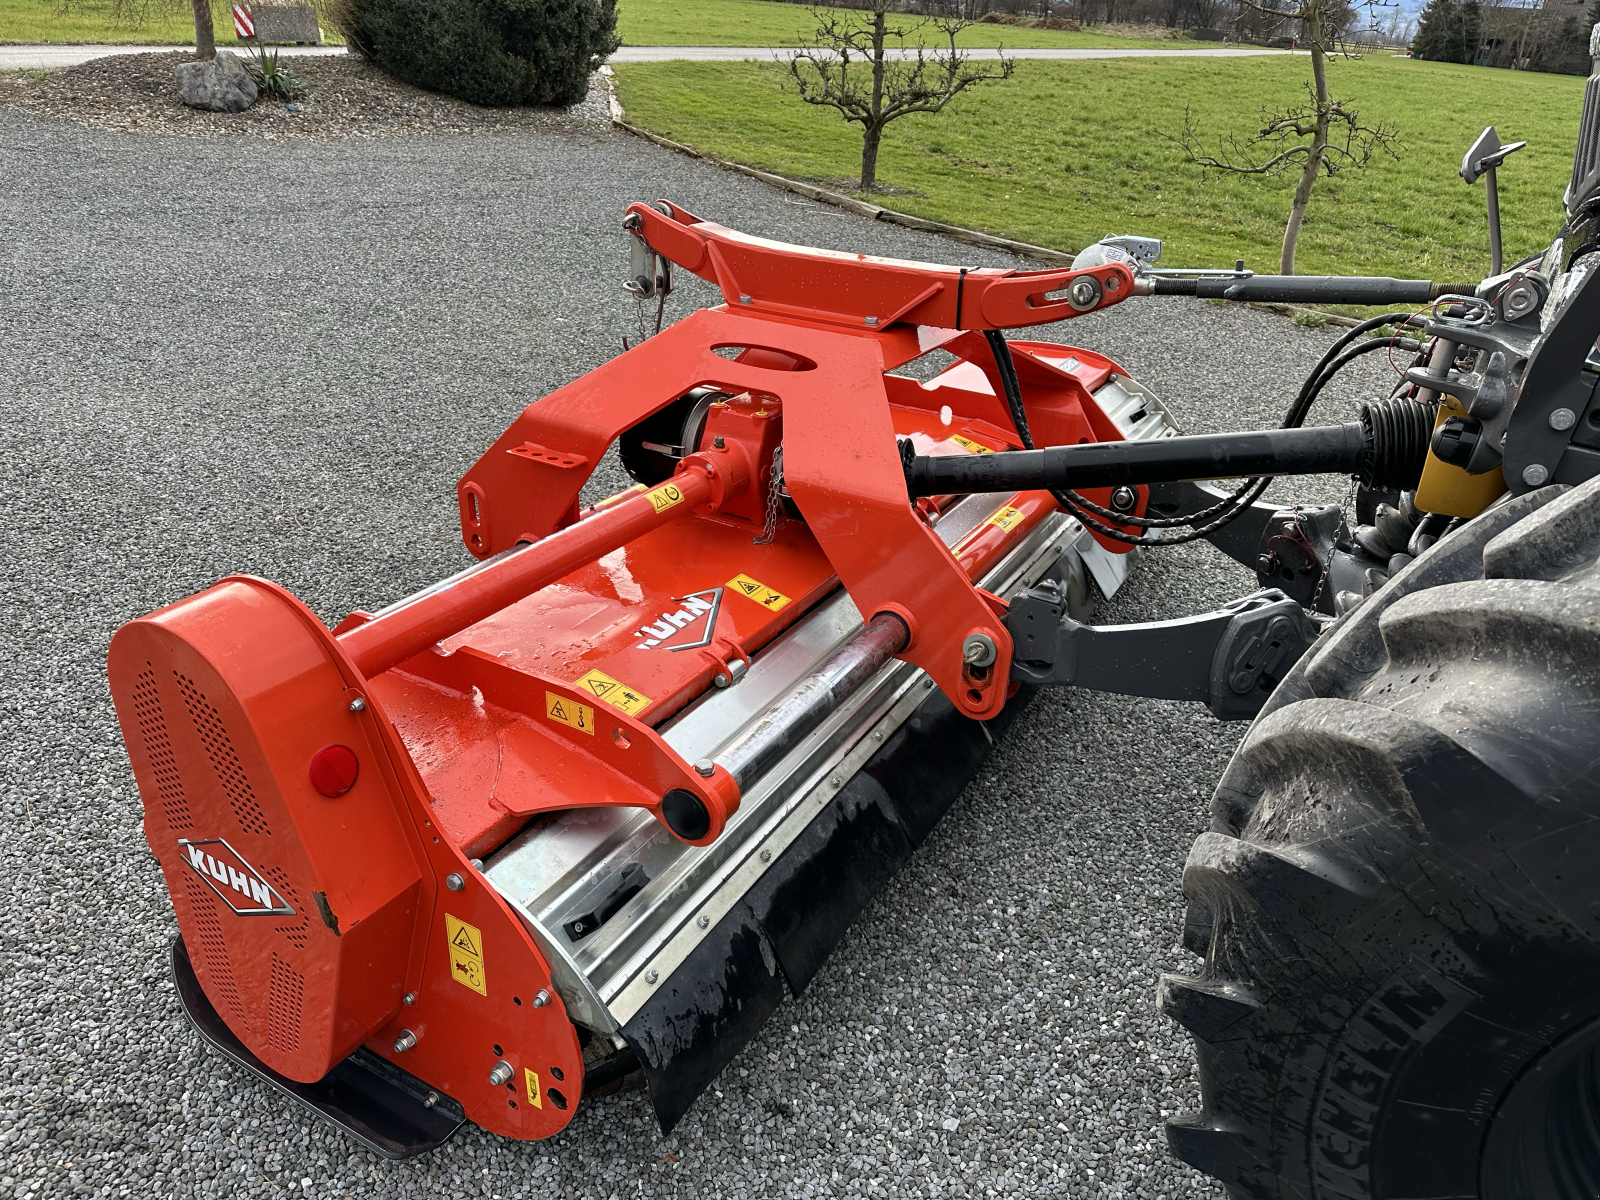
1141,275,1478,305
906,423,1369,497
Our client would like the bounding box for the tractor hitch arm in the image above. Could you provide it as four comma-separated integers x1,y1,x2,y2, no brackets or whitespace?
1004,582,1322,721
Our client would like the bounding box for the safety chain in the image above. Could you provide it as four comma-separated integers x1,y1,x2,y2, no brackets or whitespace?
752,446,785,545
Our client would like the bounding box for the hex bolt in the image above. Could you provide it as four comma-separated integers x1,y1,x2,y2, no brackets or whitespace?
402,992,417,1006
470,858,484,871
348,696,367,713
1110,486,1137,513
738,294,753,305
445,873,464,891
697,913,711,929
423,1092,439,1109
759,848,773,863
489,1061,514,1087
694,759,716,777
713,673,730,689
830,776,843,787
393,1029,418,1053
1550,408,1577,431
1523,463,1551,487
645,969,660,984
713,434,726,449
962,633,997,668
532,989,550,1008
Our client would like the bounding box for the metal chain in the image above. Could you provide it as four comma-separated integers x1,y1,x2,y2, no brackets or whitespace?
752,446,785,545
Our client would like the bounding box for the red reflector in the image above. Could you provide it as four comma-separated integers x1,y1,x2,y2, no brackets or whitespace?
309,744,360,797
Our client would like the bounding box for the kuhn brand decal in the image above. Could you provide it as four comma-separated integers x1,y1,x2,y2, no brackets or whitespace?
177,838,294,916
633,587,722,651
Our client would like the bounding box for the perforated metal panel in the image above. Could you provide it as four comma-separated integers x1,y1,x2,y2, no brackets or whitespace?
132,666,191,833
174,670,271,836
267,955,305,1055
258,863,312,950
184,879,249,1031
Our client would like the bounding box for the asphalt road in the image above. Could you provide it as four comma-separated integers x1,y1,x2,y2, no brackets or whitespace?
0,43,1291,70
0,89,1392,1200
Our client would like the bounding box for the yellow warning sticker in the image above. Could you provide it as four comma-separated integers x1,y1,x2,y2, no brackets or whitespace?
727,574,791,612
575,669,652,716
545,692,595,735
645,481,687,514
951,434,994,454
525,1067,543,1109
985,506,1025,533
445,914,487,996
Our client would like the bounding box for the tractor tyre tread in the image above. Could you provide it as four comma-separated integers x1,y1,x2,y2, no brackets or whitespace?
1165,475,1600,1199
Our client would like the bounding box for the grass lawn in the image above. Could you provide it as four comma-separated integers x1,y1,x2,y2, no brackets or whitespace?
614,52,1581,282
617,0,1224,48
0,0,342,44
0,0,1216,49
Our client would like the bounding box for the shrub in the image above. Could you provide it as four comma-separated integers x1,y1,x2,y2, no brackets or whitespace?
336,0,619,106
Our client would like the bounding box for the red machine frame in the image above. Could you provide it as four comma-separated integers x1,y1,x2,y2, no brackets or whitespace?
108,200,1148,1145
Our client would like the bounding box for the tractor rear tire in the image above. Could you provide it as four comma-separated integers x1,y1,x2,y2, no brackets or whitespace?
1163,475,1600,1199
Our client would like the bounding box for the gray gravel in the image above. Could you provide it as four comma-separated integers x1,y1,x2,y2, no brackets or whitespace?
0,96,1397,1200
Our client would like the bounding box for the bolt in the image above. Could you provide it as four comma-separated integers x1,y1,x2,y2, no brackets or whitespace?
349,696,366,713
646,968,660,983
923,677,935,688
697,913,711,929
402,992,416,1006
738,294,753,305
864,315,880,327
695,759,716,777
872,730,884,741
830,776,842,787
489,1061,514,1087
714,673,730,688
470,858,483,871
962,633,997,667
1067,277,1102,311
532,989,550,1008
393,1029,418,1053
446,873,464,891
1523,463,1551,487
1550,408,1577,431
1109,486,1137,513
713,434,726,449
759,848,773,863
423,1092,439,1109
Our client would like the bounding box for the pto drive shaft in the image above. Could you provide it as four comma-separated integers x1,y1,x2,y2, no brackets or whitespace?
904,423,1371,497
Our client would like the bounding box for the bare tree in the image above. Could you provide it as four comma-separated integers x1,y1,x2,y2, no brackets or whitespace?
1171,0,1399,272
61,0,218,56
785,2,1015,191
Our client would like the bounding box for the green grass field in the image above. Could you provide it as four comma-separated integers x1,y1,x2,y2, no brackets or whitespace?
0,0,1216,48
614,53,1581,281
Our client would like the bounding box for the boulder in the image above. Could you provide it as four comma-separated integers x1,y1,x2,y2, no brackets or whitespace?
175,51,258,113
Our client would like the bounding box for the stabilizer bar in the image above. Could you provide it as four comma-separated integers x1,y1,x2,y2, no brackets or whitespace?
1139,275,1478,304
905,423,1368,498
1004,583,1321,720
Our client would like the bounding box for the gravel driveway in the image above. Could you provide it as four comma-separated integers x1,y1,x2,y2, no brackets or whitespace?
0,92,1393,1200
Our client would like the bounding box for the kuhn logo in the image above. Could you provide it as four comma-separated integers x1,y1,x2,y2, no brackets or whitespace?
178,839,294,916
633,587,722,651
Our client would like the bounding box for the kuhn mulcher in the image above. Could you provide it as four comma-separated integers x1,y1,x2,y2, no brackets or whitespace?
110,43,1600,1196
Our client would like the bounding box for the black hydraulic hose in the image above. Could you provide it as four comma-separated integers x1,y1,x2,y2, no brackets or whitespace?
906,424,1370,499
1291,335,1428,428
1282,313,1422,428
982,329,1268,544
1145,276,1478,305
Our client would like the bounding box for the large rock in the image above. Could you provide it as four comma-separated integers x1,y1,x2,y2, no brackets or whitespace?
174,51,258,113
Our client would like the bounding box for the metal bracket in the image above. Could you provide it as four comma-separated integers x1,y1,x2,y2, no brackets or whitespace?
1005,582,1322,720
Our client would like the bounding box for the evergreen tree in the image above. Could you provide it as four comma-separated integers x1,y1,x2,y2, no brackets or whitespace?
339,0,619,106
1411,0,1458,59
